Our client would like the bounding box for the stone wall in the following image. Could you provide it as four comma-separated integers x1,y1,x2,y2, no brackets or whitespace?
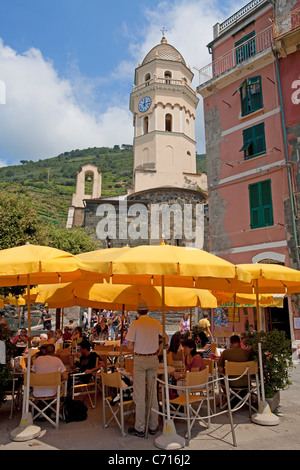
83,186,209,250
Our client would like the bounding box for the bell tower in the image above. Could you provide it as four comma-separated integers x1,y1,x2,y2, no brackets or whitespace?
129,36,204,193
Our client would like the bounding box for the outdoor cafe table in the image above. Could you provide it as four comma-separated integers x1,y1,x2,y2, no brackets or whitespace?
96,350,133,371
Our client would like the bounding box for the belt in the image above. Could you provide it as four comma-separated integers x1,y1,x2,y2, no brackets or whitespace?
134,352,157,356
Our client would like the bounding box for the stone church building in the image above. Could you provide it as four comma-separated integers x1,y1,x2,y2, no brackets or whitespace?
66,36,208,250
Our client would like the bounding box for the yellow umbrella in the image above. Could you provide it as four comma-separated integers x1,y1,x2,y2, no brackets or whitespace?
238,263,300,294
78,245,252,290
0,294,26,306
33,280,218,311
0,243,82,441
0,244,81,287
77,244,252,449
214,292,284,308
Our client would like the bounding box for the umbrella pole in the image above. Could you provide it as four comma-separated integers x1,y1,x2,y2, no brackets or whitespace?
189,308,192,337
251,279,279,426
10,274,41,441
154,275,185,450
233,294,236,333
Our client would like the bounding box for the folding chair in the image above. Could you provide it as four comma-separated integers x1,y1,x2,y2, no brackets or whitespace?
124,357,133,375
71,361,99,409
202,358,217,413
6,369,23,420
167,351,185,372
101,371,135,437
105,340,120,348
222,361,260,416
24,371,66,429
169,367,210,440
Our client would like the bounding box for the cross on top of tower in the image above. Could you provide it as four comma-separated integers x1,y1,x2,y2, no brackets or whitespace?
161,27,167,38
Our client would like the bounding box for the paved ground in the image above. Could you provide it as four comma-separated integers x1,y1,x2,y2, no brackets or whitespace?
0,364,299,455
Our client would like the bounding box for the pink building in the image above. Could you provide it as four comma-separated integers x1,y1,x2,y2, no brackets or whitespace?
197,0,300,344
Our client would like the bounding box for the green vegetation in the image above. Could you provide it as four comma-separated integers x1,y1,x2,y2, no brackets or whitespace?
0,147,135,225
0,147,206,226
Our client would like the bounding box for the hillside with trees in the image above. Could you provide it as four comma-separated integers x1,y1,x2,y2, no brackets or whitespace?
0,146,206,226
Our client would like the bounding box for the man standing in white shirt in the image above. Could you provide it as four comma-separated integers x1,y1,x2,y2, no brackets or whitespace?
126,301,163,438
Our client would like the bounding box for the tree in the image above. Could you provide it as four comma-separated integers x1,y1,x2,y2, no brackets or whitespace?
0,190,48,249
46,225,98,255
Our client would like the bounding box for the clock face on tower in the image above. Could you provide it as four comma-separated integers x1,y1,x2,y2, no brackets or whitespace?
138,96,151,112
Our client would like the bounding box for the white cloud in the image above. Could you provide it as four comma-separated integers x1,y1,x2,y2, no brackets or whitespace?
0,39,133,165
0,0,242,165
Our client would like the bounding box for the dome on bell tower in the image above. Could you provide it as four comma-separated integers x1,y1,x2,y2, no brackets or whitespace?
142,36,186,66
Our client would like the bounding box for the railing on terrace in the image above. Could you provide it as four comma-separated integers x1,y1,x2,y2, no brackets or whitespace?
217,0,267,36
133,77,197,95
196,25,273,86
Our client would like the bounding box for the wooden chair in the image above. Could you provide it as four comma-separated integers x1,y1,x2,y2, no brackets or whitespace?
101,371,135,437
167,350,185,372
24,371,66,429
222,361,260,415
124,357,133,375
105,340,121,349
169,367,210,439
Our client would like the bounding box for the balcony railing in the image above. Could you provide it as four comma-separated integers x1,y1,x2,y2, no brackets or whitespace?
133,77,197,95
217,0,267,36
196,26,273,86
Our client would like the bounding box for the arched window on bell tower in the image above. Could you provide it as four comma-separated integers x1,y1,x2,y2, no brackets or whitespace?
145,73,151,86
164,70,172,84
165,113,172,132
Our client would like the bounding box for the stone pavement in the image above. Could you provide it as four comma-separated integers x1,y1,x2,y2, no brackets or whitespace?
0,365,299,453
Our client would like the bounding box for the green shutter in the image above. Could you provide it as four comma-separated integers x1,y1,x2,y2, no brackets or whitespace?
241,122,266,159
240,80,249,116
249,76,263,112
249,183,260,228
254,122,266,156
261,180,273,226
249,180,273,229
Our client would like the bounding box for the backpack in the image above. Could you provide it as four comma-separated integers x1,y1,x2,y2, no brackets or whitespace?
62,398,88,423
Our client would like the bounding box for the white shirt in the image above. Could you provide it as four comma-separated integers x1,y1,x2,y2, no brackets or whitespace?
126,315,162,354
31,355,66,397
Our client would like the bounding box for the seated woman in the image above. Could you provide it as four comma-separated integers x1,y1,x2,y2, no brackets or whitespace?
70,326,84,345
91,319,109,342
168,333,184,366
62,326,72,342
197,331,211,358
54,329,64,351
173,338,205,382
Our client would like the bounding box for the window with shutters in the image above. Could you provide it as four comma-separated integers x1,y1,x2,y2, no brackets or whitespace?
239,76,263,116
235,31,256,65
240,122,266,160
249,179,273,229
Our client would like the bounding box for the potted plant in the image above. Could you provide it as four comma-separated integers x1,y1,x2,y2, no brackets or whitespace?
244,329,294,410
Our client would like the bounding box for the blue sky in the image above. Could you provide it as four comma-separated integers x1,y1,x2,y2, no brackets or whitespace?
0,0,241,166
